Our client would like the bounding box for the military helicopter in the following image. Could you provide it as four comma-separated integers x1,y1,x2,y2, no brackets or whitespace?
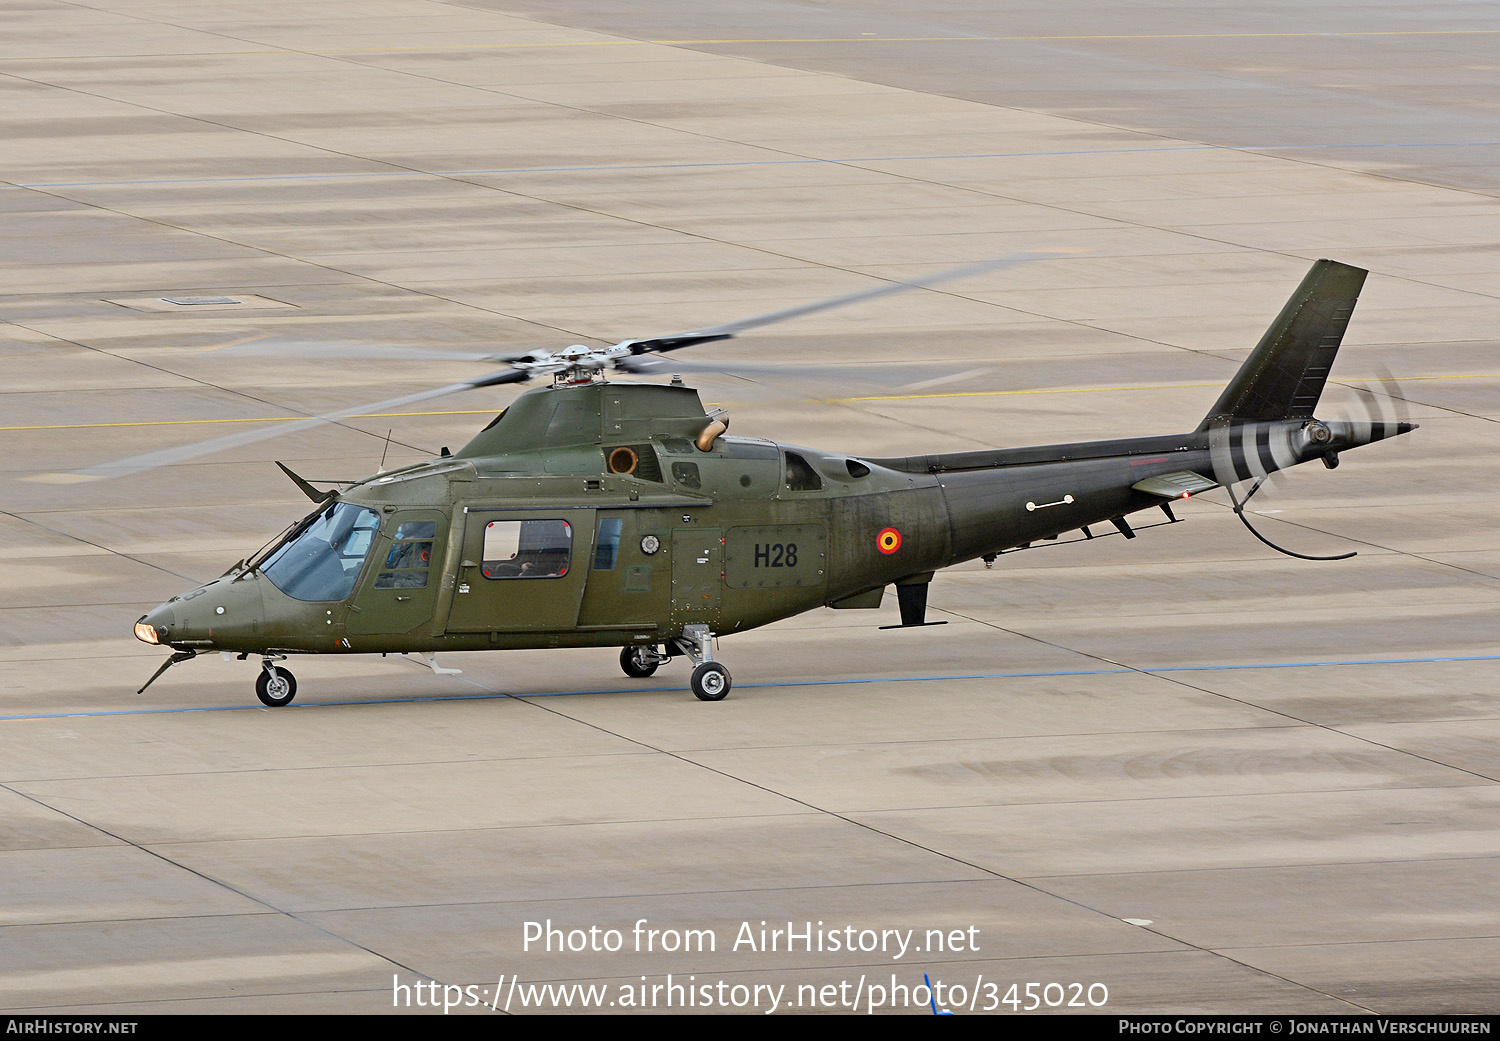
114,257,1412,706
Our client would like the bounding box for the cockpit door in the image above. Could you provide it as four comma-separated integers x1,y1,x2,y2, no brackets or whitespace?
346,509,447,636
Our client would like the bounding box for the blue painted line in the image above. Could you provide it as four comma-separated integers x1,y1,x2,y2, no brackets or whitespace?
6,142,1498,191
1255,141,1500,149
2,653,1495,722
1165,655,1500,672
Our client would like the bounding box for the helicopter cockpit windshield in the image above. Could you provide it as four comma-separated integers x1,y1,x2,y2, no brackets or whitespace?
259,501,380,602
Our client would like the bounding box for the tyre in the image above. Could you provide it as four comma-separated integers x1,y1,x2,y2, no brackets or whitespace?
620,645,660,679
690,661,730,702
256,666,297,707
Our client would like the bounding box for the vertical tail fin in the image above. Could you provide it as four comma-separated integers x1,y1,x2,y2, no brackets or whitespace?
1198,260,1368,430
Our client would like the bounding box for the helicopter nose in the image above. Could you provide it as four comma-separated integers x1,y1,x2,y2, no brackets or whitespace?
134,603,176,646
135,574,268,651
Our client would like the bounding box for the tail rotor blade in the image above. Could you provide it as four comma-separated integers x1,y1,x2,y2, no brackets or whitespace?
1208,419,1239,489
1374,363,1412,427
1330,368,1417,450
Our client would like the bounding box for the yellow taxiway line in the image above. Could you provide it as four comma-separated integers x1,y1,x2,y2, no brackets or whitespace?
2,374,1491,433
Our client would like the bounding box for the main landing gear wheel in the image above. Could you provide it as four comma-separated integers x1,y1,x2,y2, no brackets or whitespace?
256,666,297,707
690,661,731,702
620,645,660,679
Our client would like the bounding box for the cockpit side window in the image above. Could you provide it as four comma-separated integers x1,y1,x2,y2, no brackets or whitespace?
375,519,438,589
261,502,380,602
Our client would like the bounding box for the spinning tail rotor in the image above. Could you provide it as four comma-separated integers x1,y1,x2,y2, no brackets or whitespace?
1200,261,1416,559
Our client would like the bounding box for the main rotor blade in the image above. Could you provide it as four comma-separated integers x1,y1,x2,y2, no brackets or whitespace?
202,339,506,363
624,251,1056,355
33,368,528,482
614,354,994,393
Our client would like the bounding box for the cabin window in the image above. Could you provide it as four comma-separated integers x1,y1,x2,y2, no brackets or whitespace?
784,452,822,491
671,461,701,490
482,519,572,579
594,517,623,570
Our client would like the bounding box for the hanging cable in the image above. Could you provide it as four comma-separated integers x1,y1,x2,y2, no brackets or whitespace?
1225,478,1356,562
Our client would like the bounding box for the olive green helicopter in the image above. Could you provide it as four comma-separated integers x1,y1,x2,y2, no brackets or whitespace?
113,256,1411,706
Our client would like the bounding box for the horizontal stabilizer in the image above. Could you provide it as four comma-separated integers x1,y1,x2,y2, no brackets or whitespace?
1132,470,1218,498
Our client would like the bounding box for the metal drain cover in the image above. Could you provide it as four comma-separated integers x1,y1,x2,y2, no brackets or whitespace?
108,294,291,312
160,295,243,306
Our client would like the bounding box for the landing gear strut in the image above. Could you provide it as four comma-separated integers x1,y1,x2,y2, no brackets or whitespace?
676,624,731,702
256,660,297,707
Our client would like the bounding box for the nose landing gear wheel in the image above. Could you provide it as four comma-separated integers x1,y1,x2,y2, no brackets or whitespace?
256,666,297,707
620,645,661,679
690,661,730,702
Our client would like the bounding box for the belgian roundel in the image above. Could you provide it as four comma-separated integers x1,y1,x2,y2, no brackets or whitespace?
876,527,902,555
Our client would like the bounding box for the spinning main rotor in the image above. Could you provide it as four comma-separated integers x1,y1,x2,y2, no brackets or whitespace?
49,253,1052,482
